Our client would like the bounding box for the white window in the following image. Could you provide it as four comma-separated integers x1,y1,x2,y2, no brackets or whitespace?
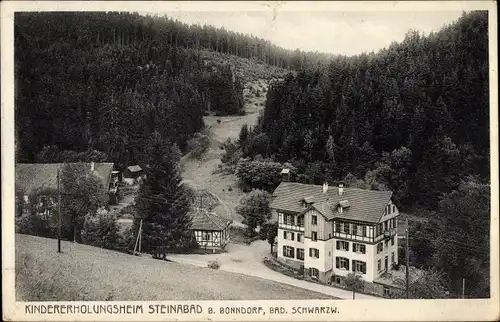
377,242,384,254
311,231,318,241
353,243,366,254
352,260,367,274
309,248,319,258
298,216,304,227
336,257,349,270
297,234,303,243
384,286,391,297
283,231,288,239
378,259,382,272
297,248,305,260
312,215,318,225
284,214,294,225
391,236,395,246
310,268,319,278
283,246,295,258
336,240,349,251
343,223,350,234
291,232,295,241
204,233,211,241
391,252,395,264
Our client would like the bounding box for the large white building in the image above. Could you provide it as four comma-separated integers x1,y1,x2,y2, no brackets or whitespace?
271,181,399,292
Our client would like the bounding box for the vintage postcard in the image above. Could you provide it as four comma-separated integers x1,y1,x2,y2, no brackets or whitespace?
1,1,499,321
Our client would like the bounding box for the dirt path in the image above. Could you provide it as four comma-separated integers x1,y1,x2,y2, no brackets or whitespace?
181,80,267,226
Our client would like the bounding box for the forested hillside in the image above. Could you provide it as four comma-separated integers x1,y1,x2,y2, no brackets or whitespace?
241,11,489,209
14,12,288,167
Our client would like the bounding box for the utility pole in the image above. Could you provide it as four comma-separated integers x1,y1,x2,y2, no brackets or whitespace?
405,217,410,299
57,168,62,253
462,278,465,299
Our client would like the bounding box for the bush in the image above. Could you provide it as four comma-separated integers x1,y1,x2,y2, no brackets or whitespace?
16,213,56,238
208,260,220,269
81,208,120,250
187,134,210,159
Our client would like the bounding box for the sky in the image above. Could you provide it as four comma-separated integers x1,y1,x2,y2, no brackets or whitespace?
139,9,466,56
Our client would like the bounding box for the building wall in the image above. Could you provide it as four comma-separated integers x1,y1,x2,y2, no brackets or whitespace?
331,240,377,282
277,225,306,268
304,208,331,240
275,199,400,284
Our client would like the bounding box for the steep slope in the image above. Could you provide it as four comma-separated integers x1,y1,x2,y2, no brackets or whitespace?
15,234,332,301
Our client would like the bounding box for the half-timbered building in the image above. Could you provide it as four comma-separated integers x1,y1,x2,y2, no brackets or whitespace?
271,180,400,295
189,210,232,252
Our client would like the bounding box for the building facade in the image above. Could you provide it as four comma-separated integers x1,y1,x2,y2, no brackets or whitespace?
272,181,399,286
189,210,232,252
15,162,118,216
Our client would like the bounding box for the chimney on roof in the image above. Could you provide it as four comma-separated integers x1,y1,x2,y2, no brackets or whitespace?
338,183,344,196
281,168,290,182
323,182,328,194
91,162,95,172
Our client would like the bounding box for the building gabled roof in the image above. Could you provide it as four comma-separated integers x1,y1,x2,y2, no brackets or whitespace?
127,165,143,173
16,163,114,195
270,182,393,224
189,210,232,231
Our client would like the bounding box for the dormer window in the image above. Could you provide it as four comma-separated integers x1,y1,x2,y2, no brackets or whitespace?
302,196,315,209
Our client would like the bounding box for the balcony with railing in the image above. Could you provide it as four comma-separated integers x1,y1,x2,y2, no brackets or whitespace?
279,215,305,231
374,228,397,242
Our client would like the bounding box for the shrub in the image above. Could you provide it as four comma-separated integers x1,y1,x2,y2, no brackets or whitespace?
187,134,210,159
208,260,220,269
81,208,120,250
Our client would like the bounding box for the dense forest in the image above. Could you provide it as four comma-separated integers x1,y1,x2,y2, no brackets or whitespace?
239,11,489,210
16,12,295,167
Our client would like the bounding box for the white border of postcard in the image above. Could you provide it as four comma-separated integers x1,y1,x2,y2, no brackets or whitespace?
2,1,499,321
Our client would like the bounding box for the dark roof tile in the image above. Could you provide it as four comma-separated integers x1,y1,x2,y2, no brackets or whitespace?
271,182,392,223
16,163,114,195
189,210,231,231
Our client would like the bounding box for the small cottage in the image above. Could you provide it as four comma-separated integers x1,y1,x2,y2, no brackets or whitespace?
15,162,117,214
123,165,144,185
189,210,232,252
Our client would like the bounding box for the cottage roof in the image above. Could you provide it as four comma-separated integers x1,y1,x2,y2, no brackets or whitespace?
127,165,142,173
270,182,393,223
16,163,114,195
189,210,232,231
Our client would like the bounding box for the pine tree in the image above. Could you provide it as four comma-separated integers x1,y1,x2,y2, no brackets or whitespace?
135,131,195,253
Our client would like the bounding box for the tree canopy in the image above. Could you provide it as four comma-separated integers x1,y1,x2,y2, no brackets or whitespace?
242,11,489,209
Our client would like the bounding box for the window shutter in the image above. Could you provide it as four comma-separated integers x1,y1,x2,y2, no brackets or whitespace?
291,247,295,258
346,259,350,271
309,248,312,257
283,245,286,255
336,241,340,249
336,257,339,268
346,242,349,251
352,260,355,272
291,233,295,241
363,263,366,274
